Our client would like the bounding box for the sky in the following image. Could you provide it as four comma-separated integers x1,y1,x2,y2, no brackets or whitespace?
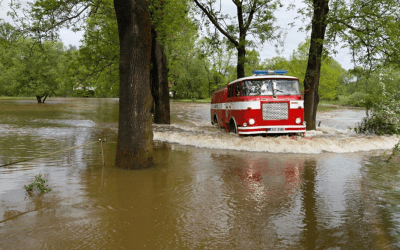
216,0,353,70
0,0,353,70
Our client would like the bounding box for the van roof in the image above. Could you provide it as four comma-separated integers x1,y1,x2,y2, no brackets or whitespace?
227,75,298,85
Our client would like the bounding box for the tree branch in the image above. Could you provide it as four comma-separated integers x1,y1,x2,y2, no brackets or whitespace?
244,0,257,32
192,0,239,47
40,4,91,34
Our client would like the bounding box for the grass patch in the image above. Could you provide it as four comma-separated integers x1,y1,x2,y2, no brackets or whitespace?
0,96,36,100
318,96,368,111
319,96,353,106
317,105,339,112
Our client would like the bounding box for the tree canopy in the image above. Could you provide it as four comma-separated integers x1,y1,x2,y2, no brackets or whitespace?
193,0,281,78
0,31,67,102
326,0,400,69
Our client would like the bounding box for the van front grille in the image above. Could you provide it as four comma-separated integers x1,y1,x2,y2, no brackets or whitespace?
262,103,288,120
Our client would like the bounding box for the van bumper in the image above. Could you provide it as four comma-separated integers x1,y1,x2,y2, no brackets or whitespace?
237,125,306,135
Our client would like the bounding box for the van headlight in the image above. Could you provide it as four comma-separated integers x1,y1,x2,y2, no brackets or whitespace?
249,119,255,125
295,118,301,124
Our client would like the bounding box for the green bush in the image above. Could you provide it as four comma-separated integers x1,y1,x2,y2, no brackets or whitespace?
343,92,369,107
353,99,400,135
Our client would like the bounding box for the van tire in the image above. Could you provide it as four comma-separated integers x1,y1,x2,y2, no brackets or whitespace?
230,120,237,134
214,115,218,125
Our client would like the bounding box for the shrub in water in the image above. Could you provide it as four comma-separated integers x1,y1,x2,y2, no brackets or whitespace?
24,174,52,193
353,98,400,135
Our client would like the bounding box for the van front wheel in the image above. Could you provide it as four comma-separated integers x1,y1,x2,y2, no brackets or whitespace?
230,120,237,134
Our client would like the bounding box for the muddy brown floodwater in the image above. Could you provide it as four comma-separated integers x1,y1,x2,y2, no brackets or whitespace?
1,98,400,249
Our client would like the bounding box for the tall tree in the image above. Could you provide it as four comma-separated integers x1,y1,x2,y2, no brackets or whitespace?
148,0,192,123
113,0,154,169
151,28,170,124
299,0,400,130
193,0,280,79
303,0,329,130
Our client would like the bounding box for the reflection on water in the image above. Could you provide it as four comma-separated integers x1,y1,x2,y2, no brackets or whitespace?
0,98,399,249
361,156,400,248
301,159,318,249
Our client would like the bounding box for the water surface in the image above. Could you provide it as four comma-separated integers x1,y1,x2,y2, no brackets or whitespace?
1,98,399,249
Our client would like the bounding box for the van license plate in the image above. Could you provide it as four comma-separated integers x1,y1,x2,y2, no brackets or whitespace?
269,128,284,131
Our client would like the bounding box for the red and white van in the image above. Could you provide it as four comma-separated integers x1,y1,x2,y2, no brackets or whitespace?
211,70,306,136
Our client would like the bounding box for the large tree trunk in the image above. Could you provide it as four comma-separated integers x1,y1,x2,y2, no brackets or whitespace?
303,0,329,130
151,28,170,124
237,46,246,79
114,0,154,169
36,94,48,103
36,95,43,103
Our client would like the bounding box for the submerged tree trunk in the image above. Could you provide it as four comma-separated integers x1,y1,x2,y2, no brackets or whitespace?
42,94,48,103
303,0,329,130
36,96,42,103
36,94,48,103
151,28,170,124
237,45,246,79
114,0,153,169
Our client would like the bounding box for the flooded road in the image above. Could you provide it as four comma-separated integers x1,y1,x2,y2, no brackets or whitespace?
1,98,399,249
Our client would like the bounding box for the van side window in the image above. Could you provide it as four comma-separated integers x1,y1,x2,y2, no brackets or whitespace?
235,82,241,96
227,85,232,98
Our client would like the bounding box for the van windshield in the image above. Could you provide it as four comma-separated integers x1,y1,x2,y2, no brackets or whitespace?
241,79,300,96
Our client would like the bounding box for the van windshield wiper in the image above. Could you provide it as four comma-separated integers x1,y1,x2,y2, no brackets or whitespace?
275,89,291,95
